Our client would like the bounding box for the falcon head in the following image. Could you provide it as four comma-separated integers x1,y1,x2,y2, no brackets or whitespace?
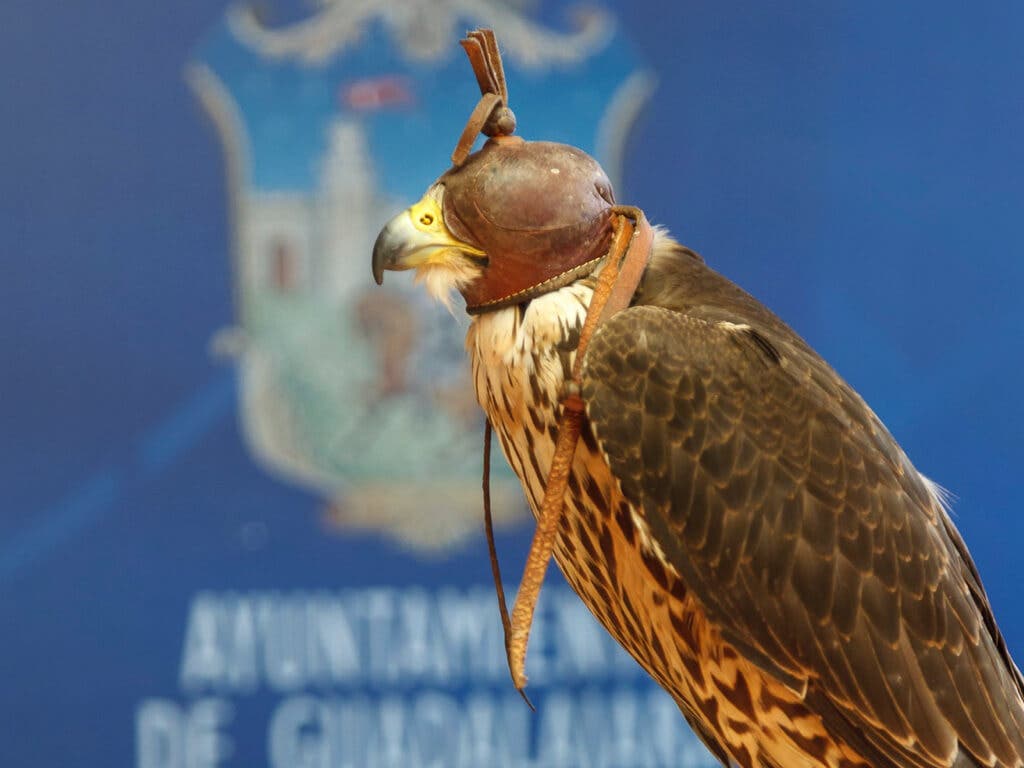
372,136,617,313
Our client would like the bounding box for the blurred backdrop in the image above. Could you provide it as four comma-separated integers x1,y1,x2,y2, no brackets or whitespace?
2,1,1023,766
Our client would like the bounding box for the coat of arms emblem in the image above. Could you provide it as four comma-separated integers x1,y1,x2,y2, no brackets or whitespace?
188,0,652,551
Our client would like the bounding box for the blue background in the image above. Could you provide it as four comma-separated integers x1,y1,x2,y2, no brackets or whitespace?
3,1,1023,765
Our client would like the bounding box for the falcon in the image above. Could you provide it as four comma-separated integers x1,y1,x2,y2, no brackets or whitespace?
371,29,1024,768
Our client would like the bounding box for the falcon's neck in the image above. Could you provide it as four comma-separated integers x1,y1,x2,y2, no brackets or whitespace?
462,262,591,525
464,227,680,397
467,280,591,387
463,228,681,522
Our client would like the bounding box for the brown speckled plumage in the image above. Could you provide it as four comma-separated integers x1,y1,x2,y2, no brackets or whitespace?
466,231,1024,768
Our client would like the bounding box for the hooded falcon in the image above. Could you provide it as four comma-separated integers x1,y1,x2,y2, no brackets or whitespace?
370,30,1024,768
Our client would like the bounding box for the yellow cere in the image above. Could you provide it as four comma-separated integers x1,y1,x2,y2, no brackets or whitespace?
405,192,486,265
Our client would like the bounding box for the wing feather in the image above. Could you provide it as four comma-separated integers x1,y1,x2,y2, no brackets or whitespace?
581,298,1024,768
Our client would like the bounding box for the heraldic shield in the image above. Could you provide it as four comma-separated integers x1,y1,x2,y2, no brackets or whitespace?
187,0,653,552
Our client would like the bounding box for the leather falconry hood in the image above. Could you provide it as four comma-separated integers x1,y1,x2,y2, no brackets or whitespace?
442,30,617,313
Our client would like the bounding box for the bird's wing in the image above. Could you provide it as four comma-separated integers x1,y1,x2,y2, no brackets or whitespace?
580,303,1024,768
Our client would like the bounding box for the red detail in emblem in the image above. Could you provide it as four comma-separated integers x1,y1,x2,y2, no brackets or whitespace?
343,77,413,111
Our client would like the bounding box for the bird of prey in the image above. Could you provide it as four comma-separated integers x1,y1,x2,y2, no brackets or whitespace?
371,30,1024,768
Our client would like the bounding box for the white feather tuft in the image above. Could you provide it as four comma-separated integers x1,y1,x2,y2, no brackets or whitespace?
414,258,481,316
922,474,957,516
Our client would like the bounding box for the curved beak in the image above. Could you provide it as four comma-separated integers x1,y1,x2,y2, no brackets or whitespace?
371,188,484,285
371,211,417,285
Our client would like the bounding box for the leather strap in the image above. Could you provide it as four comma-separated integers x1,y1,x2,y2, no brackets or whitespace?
503,208,653,692
452,30,516,167
596,206,655,329
451,92,502,167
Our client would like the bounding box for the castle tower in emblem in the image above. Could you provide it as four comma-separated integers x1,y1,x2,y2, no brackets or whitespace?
318,119,386,303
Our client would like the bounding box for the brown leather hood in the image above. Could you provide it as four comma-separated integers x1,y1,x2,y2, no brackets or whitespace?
439,136,616,312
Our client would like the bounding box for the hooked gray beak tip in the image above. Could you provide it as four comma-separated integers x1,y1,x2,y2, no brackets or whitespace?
371,217,399,286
